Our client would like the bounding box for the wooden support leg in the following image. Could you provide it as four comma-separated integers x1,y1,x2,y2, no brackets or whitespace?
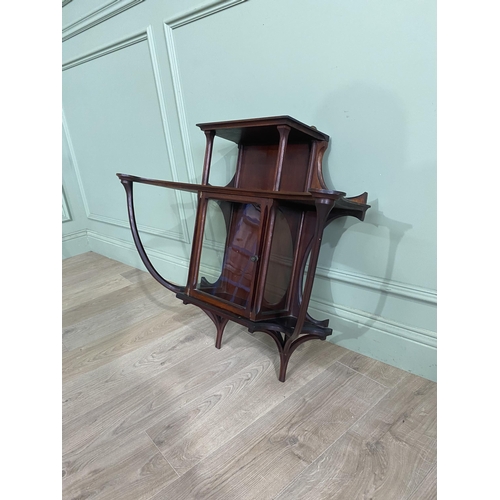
255,328,324,383
278,351,291,382
204,310,229,349
279,334,325,382
215,317,229,349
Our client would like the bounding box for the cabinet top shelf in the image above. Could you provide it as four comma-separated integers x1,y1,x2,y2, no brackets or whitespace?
196,115,329,145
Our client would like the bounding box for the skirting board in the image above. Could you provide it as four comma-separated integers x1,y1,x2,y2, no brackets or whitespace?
63,229,437,381
62,230,90,258
308,301,436,381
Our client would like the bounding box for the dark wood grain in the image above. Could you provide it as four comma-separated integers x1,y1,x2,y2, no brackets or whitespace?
117,115,371,381
116,173,349,205
196,115,330,144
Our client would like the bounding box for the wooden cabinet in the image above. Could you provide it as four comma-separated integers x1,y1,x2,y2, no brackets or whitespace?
118,116,369,381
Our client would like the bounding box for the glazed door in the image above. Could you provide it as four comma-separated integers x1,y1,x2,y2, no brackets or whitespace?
191,196,269,317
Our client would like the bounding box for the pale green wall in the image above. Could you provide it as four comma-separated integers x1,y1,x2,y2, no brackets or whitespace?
62,0,436,380
62,113,90,257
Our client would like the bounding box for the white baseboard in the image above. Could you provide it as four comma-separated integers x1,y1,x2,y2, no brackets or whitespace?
308,299,436,381
62,230,90,258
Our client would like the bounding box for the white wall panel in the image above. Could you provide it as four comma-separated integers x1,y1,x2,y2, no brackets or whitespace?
62,31,188,242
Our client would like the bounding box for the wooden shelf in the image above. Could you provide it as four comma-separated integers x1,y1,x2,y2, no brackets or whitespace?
117,115,370,382
197,115,330,145
116,174,369,214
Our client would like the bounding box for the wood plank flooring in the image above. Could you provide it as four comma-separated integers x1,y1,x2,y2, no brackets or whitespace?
62,252,437,500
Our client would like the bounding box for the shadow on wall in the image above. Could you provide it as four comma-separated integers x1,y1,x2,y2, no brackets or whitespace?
311,83,417,342
317,203,413,344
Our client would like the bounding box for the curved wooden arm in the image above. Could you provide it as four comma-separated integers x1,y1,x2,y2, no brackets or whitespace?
119,177,185,294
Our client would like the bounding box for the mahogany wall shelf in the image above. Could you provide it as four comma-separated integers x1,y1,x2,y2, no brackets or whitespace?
117,116,369,382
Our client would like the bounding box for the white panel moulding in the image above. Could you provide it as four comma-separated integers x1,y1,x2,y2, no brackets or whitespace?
62,186,72,222
62,229,88,244
316,266,437,305
311,296,436,349
62,28,190,243
62,108,89,216
62,30,148,71
62,0,145,42
145,25,191,243
165,0,248,29
163,0,249,188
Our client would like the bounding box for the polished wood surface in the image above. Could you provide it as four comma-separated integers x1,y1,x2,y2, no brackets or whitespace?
117,116,370,381
62,253,437,500
196,115,330,144
116,173,352,205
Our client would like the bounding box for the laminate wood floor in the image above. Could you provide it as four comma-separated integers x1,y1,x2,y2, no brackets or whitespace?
62,252,437,500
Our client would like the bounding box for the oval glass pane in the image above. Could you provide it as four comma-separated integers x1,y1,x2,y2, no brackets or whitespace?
263,209,293,306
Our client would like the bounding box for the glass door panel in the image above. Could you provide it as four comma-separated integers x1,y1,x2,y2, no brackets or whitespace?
196,199,262,310
262,208,294,308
